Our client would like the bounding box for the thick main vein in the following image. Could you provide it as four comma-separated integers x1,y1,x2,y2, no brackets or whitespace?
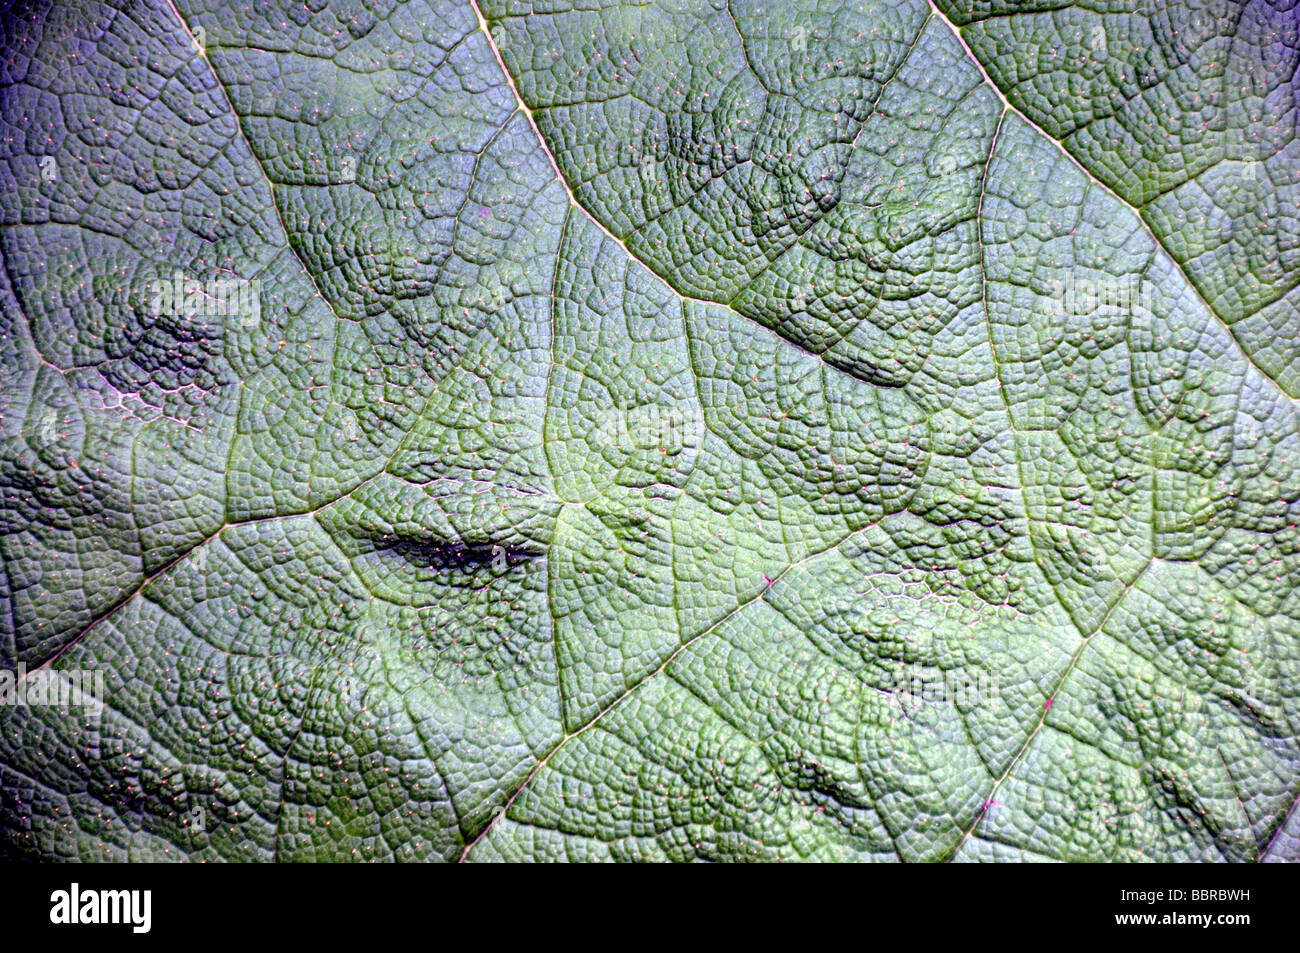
459,517,881,860
924,0,1299,407
465,0,908,391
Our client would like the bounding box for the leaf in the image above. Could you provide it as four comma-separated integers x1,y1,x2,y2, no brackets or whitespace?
0,0,1297,863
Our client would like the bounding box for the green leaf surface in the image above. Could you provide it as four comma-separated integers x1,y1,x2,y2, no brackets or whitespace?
1,0,1297,862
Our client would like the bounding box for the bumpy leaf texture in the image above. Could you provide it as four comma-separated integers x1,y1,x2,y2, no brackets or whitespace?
0,0,1298,863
